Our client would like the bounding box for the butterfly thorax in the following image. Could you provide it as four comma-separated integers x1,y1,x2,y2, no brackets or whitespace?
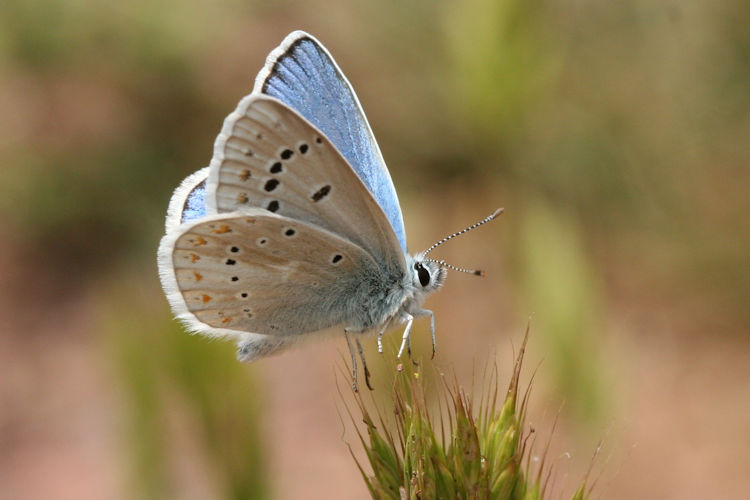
353,254,444,333
340,253,444,335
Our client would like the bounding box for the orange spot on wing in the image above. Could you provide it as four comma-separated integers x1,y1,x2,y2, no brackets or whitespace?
201,294,212,303
192,236,207,246
213,225,232,234
240,169,251,181
221,317,231,324
190,253,200,263
193,272,202,281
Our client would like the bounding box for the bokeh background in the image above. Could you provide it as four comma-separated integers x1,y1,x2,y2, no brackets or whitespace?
1,0,749,498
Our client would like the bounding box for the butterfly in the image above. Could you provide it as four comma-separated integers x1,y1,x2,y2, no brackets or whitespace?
157,31,502,390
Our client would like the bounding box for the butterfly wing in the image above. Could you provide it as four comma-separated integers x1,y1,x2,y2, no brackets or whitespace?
157,209,399,346
254,31,407,252
207,95,405,273
164,167,210,232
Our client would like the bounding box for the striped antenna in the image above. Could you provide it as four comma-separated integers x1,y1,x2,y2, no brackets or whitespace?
423,208,504,256
425,258,486,276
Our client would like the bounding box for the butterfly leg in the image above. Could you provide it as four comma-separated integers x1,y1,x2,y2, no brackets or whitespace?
402,309,436,359
396,314,414,359
355,338,373,390
421,309,436,359
377,325,388,354
406,334,419,366
344,330,359,392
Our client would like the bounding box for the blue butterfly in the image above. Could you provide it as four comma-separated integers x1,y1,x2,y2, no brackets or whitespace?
158,31,501,390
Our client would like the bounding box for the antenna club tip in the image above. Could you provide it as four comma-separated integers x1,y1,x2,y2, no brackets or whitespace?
491,208,505,218
474,270,485,277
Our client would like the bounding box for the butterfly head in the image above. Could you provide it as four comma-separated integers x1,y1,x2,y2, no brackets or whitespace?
408,256,447,295
407,208,505,296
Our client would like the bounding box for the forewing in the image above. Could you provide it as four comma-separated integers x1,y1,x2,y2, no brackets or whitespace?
158,209,381,338
207,95,405,272
254,31,407,251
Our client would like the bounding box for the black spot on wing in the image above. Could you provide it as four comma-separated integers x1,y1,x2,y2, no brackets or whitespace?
280,149,294,160
264,179,280,192
312,185,331,202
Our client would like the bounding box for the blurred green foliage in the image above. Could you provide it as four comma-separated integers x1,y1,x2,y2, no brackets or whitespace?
514,199,608,424
101,276,269,499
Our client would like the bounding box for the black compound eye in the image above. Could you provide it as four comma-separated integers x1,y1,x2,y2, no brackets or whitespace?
415,262,430,287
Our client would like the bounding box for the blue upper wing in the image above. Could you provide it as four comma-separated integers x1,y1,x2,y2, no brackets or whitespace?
181,178,207,223
254,31,407,252
165,167,210,232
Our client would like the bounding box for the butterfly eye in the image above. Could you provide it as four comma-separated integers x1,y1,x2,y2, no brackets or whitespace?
415,262,430,287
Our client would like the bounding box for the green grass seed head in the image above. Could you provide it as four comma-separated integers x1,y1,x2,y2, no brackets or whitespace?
347,327,592,499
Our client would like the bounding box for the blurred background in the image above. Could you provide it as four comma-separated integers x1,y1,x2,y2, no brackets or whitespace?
1,0,749,498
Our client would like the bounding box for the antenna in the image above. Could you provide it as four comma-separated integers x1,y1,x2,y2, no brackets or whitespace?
422,208,504,278
425,258,485,276
423,208,503,256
